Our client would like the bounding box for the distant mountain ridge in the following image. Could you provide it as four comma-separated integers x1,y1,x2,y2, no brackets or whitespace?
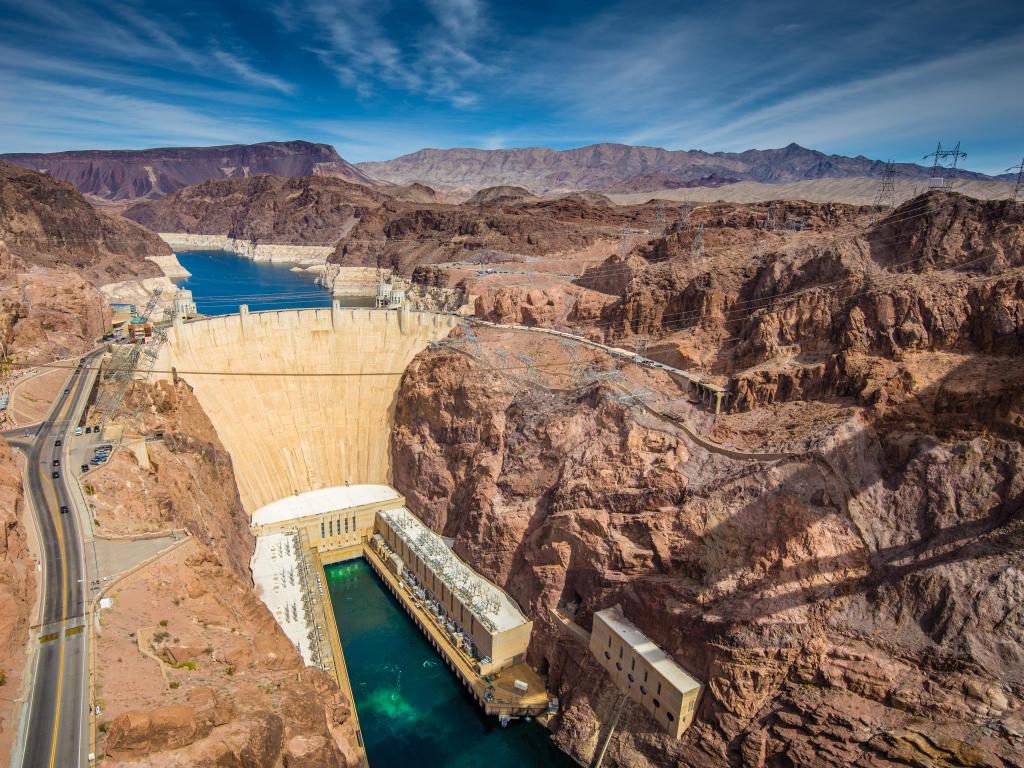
0,140,375,201
356,142,999,194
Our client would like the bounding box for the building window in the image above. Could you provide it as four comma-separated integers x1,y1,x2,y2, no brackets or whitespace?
619,646,623,659
344,518,349,533
688,700,694,712
321,521,325,538
329,520,333,536
653,698,660,708
631,657,635,671
657,682,662,695
644,670,648,683
607,635,611,648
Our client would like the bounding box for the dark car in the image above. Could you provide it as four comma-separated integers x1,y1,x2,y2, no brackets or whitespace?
85,427,92,434
51,471,60,479
52,459,60,467
54,439,62,447
80,464,89,473
59,505,69,515
92,425,99,432
63,389,69,394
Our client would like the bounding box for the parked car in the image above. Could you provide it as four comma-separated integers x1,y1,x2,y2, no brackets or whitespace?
52,459,60,467
51,471,59,479
85,427,92,434
63,389,69,394
92,425,99,432
80,464,89,473
59,505,69,515
54,439,62,447
75,427,83,436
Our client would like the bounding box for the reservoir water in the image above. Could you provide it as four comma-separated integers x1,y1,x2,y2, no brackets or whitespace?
326,560,576,768
173,249,332,315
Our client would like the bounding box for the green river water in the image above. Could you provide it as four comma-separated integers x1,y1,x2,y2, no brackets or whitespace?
326,560,576,767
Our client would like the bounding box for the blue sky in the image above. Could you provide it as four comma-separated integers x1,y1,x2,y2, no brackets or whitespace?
1,0,1022,173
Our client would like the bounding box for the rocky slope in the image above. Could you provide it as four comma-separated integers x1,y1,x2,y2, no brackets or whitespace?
89,379,359,766
358,143,998,194
1,140,374,201
387,192,1024,767
0,441,34,763
123,174,390,246
390,326,1023,768
0,160,168,285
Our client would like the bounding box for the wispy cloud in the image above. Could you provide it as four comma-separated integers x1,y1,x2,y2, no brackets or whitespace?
212,50,295,95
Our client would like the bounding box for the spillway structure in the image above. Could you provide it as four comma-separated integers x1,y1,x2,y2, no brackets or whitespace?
155,304,553,731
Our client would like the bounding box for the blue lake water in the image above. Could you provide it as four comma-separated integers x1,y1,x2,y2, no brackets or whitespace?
326,560,575,768
173,249,332,314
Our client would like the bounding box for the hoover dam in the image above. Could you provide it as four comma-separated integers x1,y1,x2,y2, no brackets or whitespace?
156,305,457,512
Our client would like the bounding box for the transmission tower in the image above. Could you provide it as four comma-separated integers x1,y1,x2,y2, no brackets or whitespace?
1006,157,1024,203
872,161,897,215
923,141,967,190
655,201,667,237
632,334,650,357
618,226,633,257
691,223,704,262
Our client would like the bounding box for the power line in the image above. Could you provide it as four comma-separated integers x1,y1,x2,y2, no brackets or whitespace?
1006,157,1024,204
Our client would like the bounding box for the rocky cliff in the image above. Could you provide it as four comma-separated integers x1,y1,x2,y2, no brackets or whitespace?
1,140,374,201
358,143,998,194
389,327,1023,768
0,441,34,763
89,379,359,766
122,174,390,245
0,160,168,285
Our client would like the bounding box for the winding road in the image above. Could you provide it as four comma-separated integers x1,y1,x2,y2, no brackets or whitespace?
6,349,103,768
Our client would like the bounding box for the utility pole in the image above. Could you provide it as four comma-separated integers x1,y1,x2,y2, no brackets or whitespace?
655,201,666,237
1006,157,1024,203
872,161,897,219
923,141,967,190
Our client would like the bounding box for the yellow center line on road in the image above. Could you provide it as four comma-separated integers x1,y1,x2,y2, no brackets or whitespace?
41,366,79,768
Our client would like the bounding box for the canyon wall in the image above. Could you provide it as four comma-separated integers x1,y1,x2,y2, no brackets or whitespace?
389,332,1023,768
0,441,34,763
88,379,358,766
156,308,457,513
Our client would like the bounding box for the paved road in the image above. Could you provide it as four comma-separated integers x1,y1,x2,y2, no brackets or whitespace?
7,349,104,768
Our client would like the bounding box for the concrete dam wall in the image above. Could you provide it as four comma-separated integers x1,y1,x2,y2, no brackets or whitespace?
156,306,458,513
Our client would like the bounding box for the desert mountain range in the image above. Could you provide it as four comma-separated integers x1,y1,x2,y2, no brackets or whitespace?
0,140,373,201
1,140,1011,203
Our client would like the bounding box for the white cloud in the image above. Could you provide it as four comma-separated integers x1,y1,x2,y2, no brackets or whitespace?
213,49,295,95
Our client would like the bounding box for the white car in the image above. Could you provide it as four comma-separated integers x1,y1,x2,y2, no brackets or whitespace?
75,427,83,436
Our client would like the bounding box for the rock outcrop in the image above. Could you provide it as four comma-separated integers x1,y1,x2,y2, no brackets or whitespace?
0,160,168,285
123,174,389,246
0,441,34,762
1,140,374,201
90,380,359,766
390,330,1024,768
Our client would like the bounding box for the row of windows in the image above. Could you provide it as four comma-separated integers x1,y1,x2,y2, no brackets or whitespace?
320,513,358,540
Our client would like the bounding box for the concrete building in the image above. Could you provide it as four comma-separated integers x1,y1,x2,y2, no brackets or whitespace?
251,484,405,559
173,289,197,319
589,606,702,738
373,507,532,674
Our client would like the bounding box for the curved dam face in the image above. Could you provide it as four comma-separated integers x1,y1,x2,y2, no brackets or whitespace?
158,306,457,512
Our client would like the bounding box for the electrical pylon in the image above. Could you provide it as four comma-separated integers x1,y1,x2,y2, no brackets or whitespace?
923,141,967,189
1006,157,1024,203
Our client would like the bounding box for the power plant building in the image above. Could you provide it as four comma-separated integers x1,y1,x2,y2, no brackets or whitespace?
374,507,532,674
590,606,702,738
